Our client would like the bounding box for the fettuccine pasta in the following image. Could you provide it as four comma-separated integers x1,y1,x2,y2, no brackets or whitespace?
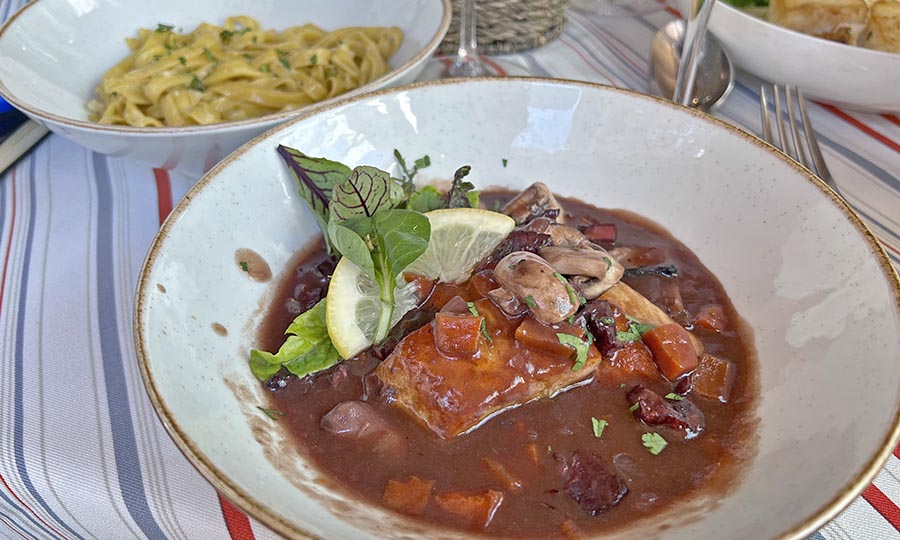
87,17,403,127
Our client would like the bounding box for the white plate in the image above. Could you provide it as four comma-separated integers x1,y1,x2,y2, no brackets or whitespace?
709,1,900,113
135,78,900,539
0,0,450,174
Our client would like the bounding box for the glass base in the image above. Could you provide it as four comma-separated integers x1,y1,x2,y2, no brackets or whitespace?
416,55,530,81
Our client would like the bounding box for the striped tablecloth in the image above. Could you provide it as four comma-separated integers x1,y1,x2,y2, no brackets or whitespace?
1,0,899,539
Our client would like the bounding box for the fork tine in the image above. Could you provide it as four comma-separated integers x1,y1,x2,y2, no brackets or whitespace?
760,85,772,144
796,88,837,190
772,86,791,157
785,86,809,168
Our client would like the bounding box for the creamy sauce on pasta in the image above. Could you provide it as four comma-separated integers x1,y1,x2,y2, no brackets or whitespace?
87,17,403,126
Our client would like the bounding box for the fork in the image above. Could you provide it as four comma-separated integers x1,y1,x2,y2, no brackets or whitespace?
759,84,841,197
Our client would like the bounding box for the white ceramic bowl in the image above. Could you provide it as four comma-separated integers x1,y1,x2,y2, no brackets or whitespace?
709,1,900,113
0,0,450,175
135,79,900,540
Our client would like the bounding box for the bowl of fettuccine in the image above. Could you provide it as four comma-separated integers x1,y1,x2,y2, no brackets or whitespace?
0,0,451,175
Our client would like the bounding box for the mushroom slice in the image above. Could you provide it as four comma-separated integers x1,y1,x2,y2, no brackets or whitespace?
546,223,591,249
493,251,578,324
501,182,565,225
538,245,625,300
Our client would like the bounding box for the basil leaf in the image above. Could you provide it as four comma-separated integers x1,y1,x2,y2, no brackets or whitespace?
327,221,374,275
276,145,351,234
407,185,445,213
446,165,476,208
373,210,431,276
248,300,341,380
330,166,404,222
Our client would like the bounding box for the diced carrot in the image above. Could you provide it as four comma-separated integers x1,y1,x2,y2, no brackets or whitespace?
641,323,699,380
524,443,542,466
468,269,498,299
598,341,659,384
691,353,736,403
383,476,434,515
426,282,470,310
694,304,727,333
435,489,504,529
560,518,583,539
482,458,524,492
515,317,585,358
434,313,482,357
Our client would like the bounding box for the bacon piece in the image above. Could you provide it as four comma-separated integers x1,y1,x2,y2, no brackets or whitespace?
435,490,504,529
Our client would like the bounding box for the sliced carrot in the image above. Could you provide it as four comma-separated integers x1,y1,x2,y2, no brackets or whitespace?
383,476,434,515
435,489,505,529
691,353,736,403
434,313,482,357
641,323,699,380
694,304,727,333
482,458,524,492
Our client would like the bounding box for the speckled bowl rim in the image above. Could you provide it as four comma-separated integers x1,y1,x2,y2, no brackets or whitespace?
134,77,900,540
0,0,452,136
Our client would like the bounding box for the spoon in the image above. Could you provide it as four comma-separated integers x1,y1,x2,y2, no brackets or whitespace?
648,19,734,112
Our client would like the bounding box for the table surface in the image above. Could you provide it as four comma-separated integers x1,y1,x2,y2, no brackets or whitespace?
2,1,899,539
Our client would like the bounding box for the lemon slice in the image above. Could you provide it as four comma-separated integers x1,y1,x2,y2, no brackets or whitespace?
404,208,515,283
326,207,515,359
326,258,420,359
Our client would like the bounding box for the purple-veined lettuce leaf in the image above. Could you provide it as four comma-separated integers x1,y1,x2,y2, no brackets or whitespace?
276,145,351,233
329,166,404,223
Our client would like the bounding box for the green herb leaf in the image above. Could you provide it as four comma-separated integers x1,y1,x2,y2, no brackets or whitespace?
156,23,174,33
220,29,234,43
642,432,668,455
189,76,206,92
256,406,284,420
330,166,404,223
414,155,431,170
327,221,375,274
249,300,340,379
178,56,186,65
446,165,476,208
557,333,589,371
591,417,608,438
278,50,290,68
310,54,318,65
407,185,445,213
629,402,639,412
275,146,352,238
664,392,684,401
260,64,269,73
204,47,216,62
600,316,615,326
617,319,654,342
502,158,508,168
325,66,338,77
467,302,480,317
602,256,612,270
239,261,249,272
480,318,492,344
524,295,537,308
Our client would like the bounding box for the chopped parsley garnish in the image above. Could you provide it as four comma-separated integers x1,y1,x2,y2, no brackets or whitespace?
600,316,615,326
502,158,508,168
310,54,318,65
591,417,608,438
602,256,612,270
189,76,206,92
642,432,668,455
260,64,269,73
524,295,537,308
467,302,479,317
256,406,284,420
239,261,249,272
629,402,640,413
220,29,234,43
325,66,338,78
156,23,174,33
178,56,186,65
557,333,589,371
204,48,217,62
277,50,290,68
617,317,654,342
467,302,492,343
664,392,684,401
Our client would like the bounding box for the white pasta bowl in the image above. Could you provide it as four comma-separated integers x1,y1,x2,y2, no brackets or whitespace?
135,79,900,539
709,1,900,113
0,0,450,175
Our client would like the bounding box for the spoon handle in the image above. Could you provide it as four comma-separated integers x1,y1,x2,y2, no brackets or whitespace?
673,0,717,107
